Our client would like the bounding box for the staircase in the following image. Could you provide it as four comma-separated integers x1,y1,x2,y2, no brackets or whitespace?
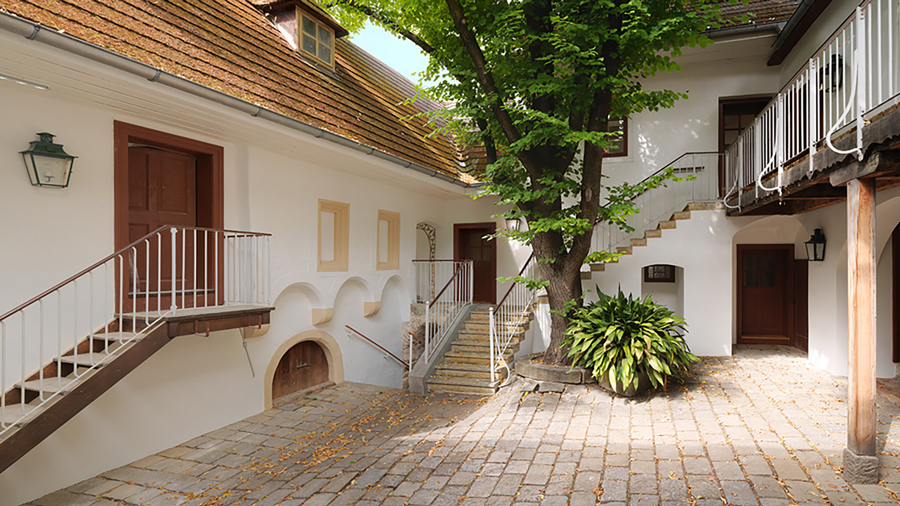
0,226,273,474
583,202,723,278
428,305,533,395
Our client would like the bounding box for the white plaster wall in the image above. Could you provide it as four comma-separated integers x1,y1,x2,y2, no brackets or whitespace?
0,37,506,505
641,266,685,318
587,210,746,357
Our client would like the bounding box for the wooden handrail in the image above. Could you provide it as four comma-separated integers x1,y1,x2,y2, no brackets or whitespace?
496,253,535,309
346,325,408,368
0,225,270,321
428,261,469,309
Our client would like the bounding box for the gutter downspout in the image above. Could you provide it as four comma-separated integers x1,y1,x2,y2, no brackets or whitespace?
0,12,471,188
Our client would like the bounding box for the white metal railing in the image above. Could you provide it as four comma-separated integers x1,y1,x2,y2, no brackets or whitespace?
594,152,722,253
423,260,473,362
413,259,469,303
1,225,270,435
725,0,900,206
489,254,536,386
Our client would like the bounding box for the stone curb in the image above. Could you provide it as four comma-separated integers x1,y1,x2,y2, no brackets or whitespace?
515,353,591,384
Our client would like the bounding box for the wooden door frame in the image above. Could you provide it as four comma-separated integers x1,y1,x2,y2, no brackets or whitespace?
114,122,225,309
736,244,795,345
453,222,497,304
114,121,224,250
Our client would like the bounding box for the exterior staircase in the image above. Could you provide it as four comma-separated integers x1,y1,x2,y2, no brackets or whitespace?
583,202,722,278
428,305,532,395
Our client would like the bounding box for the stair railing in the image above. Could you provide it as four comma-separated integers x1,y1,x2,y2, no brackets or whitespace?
346,325,408,368
489,253,536,386
593,152,722,254
424,260,473,362
725,0,898,203
1,225,270,435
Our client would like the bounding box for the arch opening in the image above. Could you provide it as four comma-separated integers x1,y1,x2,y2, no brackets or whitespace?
264,330,344,409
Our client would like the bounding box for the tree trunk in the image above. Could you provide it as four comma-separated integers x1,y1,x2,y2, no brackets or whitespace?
539,255,582,365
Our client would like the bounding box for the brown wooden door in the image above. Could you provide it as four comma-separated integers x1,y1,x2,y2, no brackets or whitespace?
455,224,496,304
793,259,809,352
738,246,792,342
273,341,329,399
128,147,199,308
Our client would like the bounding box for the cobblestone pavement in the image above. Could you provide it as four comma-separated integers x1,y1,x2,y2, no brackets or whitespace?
27,346,900,506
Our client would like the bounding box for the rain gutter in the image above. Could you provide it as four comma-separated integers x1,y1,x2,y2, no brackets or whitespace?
0,12,472,188
702,20,786,39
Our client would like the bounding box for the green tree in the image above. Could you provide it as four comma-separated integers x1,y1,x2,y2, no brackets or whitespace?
332,0,727,364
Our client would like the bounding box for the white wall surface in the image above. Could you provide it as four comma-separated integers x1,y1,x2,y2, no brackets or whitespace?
0,31,507,504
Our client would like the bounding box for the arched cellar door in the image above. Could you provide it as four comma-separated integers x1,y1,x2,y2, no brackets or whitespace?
272,341,329,399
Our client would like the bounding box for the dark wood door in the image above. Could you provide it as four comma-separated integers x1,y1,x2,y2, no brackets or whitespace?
273,341,329,399
128,147,199,307
793,259,809,352
455,224,496,304
738,246,792,342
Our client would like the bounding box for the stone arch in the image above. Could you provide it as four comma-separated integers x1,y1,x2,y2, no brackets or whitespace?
263,330,344,410
416,222,436,261
639,263,685,317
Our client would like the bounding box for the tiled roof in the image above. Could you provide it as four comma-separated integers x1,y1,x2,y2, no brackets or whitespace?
719,0,803,27
0,0,461,177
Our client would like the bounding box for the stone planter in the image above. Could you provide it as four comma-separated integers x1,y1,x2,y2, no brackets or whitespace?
597,371,653,397
515,353,590,384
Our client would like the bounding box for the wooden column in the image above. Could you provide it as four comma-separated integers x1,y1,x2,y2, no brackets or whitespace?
845,177,878,482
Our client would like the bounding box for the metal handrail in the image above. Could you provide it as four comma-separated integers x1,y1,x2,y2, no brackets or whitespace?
624,151,720,203
429,262,466,309
496,253,535,309
346,325,408,368
423,260,473,362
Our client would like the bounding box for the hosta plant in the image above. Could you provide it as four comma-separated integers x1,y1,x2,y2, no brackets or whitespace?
562,287,698,394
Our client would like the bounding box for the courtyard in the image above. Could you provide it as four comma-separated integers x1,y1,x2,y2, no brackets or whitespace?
26,346,900,506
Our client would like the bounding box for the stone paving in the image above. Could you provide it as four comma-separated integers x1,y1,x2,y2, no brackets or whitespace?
26,345,900,506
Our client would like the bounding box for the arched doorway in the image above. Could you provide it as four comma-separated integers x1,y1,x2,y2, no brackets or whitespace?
272,341,329,399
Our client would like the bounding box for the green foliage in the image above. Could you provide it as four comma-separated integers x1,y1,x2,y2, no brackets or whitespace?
562,286,698,391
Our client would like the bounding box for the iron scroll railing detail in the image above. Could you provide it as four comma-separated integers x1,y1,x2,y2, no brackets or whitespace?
1,226,271,435
725,0,898,204
489,254,536,386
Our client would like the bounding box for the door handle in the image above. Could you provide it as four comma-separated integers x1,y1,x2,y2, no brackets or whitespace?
295,361,309,369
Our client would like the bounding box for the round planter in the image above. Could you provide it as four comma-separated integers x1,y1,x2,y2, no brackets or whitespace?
597,371,653,397
515,353,590,384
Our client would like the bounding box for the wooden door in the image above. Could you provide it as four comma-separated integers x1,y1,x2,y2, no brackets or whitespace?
454,224,496,304
273,341,329,399
793,259,809,352
738,245,792,343
128,147,199,308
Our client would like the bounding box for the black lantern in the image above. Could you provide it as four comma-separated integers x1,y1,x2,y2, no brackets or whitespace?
21,133,77,188
505,217,522,232
805,228,826,261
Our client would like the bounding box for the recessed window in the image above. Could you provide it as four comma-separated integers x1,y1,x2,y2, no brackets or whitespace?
318,199,349,272
644,264,675,283
300,13,334,67
605,118,628,157
377,210,400,271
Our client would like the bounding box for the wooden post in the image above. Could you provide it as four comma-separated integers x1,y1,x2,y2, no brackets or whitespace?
845,177,879,483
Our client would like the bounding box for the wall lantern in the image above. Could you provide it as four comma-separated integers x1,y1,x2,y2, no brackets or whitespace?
505,217,522,232
805,228,826,262
21,132,77,188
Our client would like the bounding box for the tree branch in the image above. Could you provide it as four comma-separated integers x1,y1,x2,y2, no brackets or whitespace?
333,0,436,54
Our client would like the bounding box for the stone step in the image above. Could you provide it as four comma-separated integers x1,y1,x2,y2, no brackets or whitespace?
590,263,605,272
428,375,497,395
468,311,532,322
659,220,676,230
455,333,523,345
452,341,519,355
644,229,662,239
631,238,647,247
580,271,592,280
443,350,514,365
464,321,527,333
688,202,724,211
672,211,691,220
616,246,632,255
435,363,504,379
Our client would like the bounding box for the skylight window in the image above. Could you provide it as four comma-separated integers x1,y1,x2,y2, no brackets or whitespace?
301,14,334,67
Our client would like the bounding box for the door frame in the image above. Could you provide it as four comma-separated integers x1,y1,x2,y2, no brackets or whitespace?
114,122,225,310
736,244,795,345
453,222,497,304
718,95,773,197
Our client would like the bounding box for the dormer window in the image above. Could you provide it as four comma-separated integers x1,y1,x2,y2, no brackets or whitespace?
301,14,333,67
255,0,348,71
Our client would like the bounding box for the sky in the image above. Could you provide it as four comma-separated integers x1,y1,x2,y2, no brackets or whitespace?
348,22,431,86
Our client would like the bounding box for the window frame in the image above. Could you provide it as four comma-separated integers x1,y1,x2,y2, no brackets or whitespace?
376,210,401,271
318,199,349,272
298,10,335,68
604,117,628,158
